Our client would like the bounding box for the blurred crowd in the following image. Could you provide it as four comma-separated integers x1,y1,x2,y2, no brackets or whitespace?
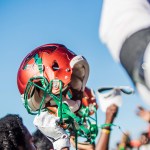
1,103,150,150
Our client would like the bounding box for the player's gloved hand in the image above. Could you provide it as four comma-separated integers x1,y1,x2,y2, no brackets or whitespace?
33,111,70,150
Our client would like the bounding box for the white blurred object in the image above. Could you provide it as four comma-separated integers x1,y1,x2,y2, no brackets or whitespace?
97,86,134,112
33,111,70,150
99,0,150,62
135,42,150,106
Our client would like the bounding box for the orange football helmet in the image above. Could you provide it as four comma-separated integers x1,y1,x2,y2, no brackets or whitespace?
17,43,89,114
17,43,99,145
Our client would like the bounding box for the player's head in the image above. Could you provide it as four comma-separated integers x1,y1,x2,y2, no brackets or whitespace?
0,114,36,150
140,132,150,145
17,43,89,114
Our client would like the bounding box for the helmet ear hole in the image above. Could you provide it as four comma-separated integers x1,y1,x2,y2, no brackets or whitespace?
52,61,59,71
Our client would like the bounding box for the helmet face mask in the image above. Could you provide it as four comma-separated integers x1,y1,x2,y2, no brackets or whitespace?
23,76,63,115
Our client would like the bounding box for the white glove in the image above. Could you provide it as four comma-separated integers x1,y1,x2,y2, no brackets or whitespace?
97,88,122,112
97,86,134,112
33,111,70,150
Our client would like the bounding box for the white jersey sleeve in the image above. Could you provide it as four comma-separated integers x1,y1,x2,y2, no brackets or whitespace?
99,0,150,62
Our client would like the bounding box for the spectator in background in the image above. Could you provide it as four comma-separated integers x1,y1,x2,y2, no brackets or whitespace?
124,106,150,150
32,129,54,150
136,106,150,123
116,132,132,150
136,106,150,150
0,114,36,150
139,132,150,150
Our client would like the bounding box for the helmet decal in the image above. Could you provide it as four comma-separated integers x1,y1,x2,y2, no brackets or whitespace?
24,53,44,77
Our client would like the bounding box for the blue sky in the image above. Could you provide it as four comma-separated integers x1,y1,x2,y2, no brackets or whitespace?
0,0,149,149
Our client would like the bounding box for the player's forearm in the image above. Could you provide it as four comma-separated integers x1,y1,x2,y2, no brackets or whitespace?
95,129,111,150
